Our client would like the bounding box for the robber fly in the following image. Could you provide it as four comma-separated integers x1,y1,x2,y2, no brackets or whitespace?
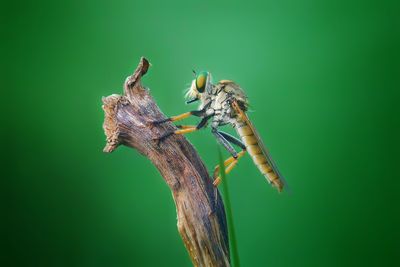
154,71,285,192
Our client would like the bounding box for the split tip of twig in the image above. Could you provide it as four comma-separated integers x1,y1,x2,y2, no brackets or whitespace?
139,56,150,75
124,57,151,95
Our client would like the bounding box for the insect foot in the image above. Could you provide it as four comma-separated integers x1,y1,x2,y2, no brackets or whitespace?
213,177,221,187
147,119,168,128
153,131,174,146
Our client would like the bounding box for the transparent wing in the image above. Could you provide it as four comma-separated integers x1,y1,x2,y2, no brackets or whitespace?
233,100,290,192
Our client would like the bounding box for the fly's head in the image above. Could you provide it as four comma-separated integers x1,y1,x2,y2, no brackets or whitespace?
185,71,213,105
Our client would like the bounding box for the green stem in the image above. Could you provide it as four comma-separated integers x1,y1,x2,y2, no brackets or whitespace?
218,149,241,267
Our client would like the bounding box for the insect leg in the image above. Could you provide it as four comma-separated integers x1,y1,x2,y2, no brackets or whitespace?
212,130,247,186
176,125,196,129
213,131,246,175
152,111,198,125
151,102,212,125
155,116,211,143
173,115,210,134
218,131,246,150
212,128,238,158
213,150,246,186
174,115,210,134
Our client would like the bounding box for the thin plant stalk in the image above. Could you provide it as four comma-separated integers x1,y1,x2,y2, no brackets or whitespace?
218,149,241,267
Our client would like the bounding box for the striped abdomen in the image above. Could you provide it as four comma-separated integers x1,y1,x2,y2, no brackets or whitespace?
235,121,284,192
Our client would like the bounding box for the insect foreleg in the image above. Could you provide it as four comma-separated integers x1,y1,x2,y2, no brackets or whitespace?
173,115,211,133
152,111,198,125
172,115,210,135
155,115,212,143
176,125,196,129
152,102,212,125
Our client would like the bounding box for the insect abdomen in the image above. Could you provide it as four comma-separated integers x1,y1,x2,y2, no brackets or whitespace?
236,123,284,192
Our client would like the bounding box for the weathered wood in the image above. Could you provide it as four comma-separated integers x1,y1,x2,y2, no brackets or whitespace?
102,57,230,267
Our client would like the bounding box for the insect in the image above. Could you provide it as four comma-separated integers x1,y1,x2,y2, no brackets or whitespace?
154,71,285,192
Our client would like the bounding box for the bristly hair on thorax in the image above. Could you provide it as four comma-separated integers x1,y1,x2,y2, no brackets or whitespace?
217,80,249,112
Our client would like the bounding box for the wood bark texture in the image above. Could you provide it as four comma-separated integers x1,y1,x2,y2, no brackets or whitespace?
101,57,230,267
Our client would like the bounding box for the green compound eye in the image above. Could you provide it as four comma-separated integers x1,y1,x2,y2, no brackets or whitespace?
195,71,208,93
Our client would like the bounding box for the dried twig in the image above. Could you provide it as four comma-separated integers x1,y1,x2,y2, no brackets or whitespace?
102,57,230,267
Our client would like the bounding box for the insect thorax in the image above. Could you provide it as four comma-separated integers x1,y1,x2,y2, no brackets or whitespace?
201,81,248,128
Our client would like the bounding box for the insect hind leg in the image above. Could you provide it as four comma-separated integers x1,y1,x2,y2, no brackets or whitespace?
213,150,246,186
219,131,246,150
212,129,247,186
212,128,238,157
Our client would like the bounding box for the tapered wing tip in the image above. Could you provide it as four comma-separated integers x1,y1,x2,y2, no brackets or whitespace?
272,179,285,193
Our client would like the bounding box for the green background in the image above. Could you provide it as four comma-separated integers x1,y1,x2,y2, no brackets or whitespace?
2,0,399,266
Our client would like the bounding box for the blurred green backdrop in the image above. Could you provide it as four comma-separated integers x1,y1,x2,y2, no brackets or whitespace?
2,0,399,266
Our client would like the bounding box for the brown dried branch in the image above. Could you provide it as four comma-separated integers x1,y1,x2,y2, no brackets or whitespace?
102,57,230,267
